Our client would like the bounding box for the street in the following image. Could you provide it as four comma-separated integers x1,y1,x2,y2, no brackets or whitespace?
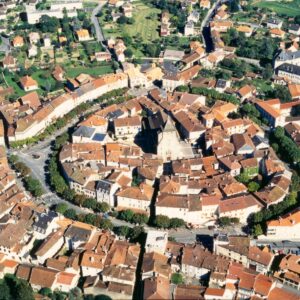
91,1,108,51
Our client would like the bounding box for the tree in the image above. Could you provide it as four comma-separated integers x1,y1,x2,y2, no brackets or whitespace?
99,218,113,231
84,214,97,225
253,224,263,236
13,279,34,300
262,64,273,80
169,218,185,229
83,198,97,210
0,280,10,300
39,15,59,33
64,209,77,220
96,202,110,213
154,215,170,228
219,217,231,227
235,173,250,184
39,287,52,297
171,273,184,284
113,225,130,237
248,181,260,192
229,0,239,12
95,295,113,300
124,48,133,58
55,203,68,214
273,85,292,103
128,226,144,242
132,213,148,225
118,209,134,222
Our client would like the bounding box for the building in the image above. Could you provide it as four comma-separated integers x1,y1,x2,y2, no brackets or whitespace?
19,76,38,91
277,63,300,84
114,116,141,140
266,209,300,240
116,183,154,213
76,29,91,42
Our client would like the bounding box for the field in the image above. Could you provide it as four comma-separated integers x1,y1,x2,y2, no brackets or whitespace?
253,0,300,16
65,65,114,78
101,1,160,43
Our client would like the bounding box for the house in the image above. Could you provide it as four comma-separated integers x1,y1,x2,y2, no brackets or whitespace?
122,2,133,18
28,44,38,58
237,85,256,101
96,179,119,207
19,76,38,91
274,50,300,68
184,21,195,36
2,55,17,70
218,195,263,224
248,246,274,274
266,18,283,29
266,209,300,240
12,36,24,47
95,52,111,62
29,32,40,44
116,183,154,213
236,25,253,37
52,65,65,82
144,276,170,300
200,0,211,9
35,230,65,264
145,230,168,254
76,29,91,42
277,63,300,84
231,133,255,155
114,116,141,139
270,28,285,39
289,23,300,35
276,254,300,290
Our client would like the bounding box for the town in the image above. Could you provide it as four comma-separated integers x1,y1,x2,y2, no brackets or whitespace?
0,0,298,299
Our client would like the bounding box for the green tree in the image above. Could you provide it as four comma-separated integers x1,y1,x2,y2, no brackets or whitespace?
219,217,231,227
248,182,260,192
154,215,170,228
171,273,184,284
169,218,185,229
118,209,134,222
99,218,113,230
253,224,263,236
96,202,110,213
84,214,97,225
0,280,10,300
83,198,97,210
39,287,52,297
132,213,148,224
55,203,68,214
128,226,144,242
64,209,77,220
113,225,130,237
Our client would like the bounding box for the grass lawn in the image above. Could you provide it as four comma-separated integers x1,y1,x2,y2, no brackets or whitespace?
65,65,114,78
253,0,300,16
31,70,57,92
101,1,160,43
3,73,26,97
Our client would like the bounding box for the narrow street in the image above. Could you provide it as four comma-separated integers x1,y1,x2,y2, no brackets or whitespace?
91,1,108,50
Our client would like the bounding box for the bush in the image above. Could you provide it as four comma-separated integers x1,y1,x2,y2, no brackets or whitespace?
55,203,68,214
154,215,170,228
169,218,185,229
118,209,134,222
171,273,184,285
131,213,148,225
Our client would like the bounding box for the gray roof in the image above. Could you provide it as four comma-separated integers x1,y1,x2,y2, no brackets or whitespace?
73,126,95,138
289,23,300,31
276,50,300,62
65,225,92,242
277,63,300,76
96,179,113,191
33,211,57,231
107,109,124,120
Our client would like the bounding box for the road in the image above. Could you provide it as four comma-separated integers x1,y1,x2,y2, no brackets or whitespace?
91,1,107,50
